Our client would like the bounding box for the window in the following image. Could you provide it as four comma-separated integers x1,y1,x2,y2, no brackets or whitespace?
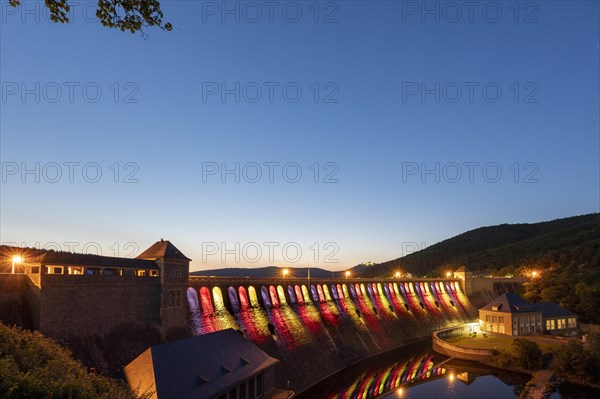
168,290,182,307
257,373,264,396
568,318,577,328
47,265,64,274
499,316,504,323
171,269,182,278
557,319,566,329
103,268,118,276
86,268,100,275
68,266,83,275
135,270,146,277
546,320,555,330
150,270,159,277
492,316,497,323
486,315,490,322
249,377,255,399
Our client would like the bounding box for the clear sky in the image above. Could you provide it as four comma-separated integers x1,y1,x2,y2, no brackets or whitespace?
1,1,598,271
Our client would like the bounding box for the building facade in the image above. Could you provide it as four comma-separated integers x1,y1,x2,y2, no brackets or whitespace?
0,240,190,339
478,292,578,337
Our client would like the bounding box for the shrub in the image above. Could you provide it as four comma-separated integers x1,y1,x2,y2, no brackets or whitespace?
0,323,138,399
511,338,542,370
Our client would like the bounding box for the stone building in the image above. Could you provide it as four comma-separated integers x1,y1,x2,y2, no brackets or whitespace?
123,328,278,399
0,240,190,339
478,292,578,336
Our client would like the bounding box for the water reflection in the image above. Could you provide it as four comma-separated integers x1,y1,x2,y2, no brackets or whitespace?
296,341,530,399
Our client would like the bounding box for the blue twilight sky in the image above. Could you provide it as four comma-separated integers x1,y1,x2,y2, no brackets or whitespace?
0,1,598,271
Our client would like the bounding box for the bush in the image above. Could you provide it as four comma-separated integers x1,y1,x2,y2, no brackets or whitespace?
0,323,138,399
554,339,600,384
512,338,543,370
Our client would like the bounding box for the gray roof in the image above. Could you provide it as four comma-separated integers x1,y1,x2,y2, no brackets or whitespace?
123,329,278,399
137,240,191,261
533,302,577,319
480,292,538,313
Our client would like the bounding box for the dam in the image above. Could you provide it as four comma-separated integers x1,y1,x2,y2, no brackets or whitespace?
0,240,523,392
186,277,476,390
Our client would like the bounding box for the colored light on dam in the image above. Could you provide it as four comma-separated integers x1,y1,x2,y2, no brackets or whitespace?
187,278,474,350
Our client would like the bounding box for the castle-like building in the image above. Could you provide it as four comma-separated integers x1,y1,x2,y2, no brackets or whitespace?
0,240,190,340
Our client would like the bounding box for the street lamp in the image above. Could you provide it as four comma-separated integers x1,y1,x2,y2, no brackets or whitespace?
282,268,289,278
395,271,401,279
12,255,23,274
531,271,539,278
446,272,452,278
345,271,351,278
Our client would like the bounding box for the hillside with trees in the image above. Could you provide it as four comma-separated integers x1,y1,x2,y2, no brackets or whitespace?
357,214,598,277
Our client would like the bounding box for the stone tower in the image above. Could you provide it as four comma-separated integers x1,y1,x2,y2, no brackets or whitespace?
137,240,190,337
453,265,472,296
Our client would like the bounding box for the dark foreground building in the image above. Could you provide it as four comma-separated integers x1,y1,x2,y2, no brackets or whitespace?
123,329,278,399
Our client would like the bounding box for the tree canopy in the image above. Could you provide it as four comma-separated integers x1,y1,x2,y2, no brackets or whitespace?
8,0,171,34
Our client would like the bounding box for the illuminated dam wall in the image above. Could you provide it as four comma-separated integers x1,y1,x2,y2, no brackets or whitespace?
187,278,476,391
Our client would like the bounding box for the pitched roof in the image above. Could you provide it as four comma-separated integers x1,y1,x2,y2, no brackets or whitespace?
123,329,278,399
533,302,577,318
480,292,538,313
137,240,191,261
0,245,158,270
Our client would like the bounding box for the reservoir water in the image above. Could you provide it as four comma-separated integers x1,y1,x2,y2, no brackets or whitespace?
296,340,600,399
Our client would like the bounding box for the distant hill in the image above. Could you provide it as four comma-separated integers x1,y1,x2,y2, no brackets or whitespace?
355,213,600,278
190,266,336,279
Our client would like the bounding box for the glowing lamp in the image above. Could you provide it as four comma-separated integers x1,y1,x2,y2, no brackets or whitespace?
282,268,289,278
345,271,351,278
11,255,23,274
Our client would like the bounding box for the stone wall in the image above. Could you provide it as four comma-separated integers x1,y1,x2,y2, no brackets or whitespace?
0,274,34,328
469,278,526,309
38,274,162,339
432,326,494,361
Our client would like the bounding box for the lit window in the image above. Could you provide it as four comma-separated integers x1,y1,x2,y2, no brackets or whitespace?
68,266,83,275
